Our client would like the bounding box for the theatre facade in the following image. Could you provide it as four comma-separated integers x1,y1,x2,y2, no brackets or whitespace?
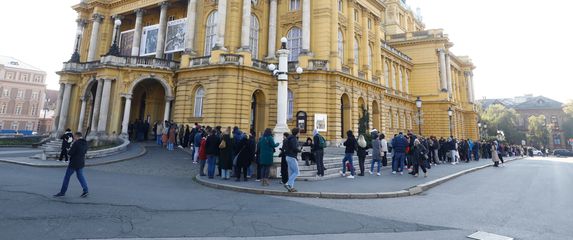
55,0,478,143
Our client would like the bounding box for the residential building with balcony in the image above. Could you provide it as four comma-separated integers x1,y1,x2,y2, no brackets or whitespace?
54,0,478,142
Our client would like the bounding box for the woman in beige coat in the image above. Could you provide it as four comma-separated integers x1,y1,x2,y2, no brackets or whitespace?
491,143,500,167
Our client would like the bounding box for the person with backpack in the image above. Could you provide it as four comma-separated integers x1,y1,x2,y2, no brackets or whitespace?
312,129,326,177
284,128,301,192
58,128,73,162
356,134,369,176
340,130,357,179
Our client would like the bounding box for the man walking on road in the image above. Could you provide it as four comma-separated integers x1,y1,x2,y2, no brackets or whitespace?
54,132,89,198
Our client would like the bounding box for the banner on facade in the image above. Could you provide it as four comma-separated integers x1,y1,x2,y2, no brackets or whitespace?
165,18,187,54
119,30,134,56
314,113,328,132
141,24,159,56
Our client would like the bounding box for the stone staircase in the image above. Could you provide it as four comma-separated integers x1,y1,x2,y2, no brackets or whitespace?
39,139,63,160
296,154,391,181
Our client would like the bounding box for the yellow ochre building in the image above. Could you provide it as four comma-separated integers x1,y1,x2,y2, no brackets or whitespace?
54,0,478,143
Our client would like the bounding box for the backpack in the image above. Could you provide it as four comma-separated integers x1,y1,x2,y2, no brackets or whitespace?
318,135,326,148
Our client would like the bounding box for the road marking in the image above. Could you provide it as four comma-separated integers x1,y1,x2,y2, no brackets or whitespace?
467,231,513,240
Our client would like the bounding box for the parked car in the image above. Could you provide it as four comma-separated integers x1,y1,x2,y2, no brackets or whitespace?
553,149,573,157
531,148,543,156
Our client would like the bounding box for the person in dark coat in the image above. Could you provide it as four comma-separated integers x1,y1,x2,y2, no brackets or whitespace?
312,129,326,177
279,132,290,184
356,134,369,176
183,125,190,148
59,128,73,162
412,139,429,177
205,129,221,178
218,127,234,179
54,132,89,198
301,137,314,166
341,130,357,178
235,133,255,181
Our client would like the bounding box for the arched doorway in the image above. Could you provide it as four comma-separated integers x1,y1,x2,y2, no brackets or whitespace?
251,90,266,137
341,94,351,138
372,100,380,131
129,79,167,140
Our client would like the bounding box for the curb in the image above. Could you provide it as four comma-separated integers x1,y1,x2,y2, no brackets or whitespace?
194,157,525,199
0,144,147,168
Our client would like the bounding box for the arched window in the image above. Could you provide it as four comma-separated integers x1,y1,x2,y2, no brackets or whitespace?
250,14,260,58
204,11,218,56
392,65,397,89
287,89,294,120
337,30,344,61
287,27,302,61
388,110,393,128
338,0,343,12
353,37,359,65
194,87,205,117
368,45,373,67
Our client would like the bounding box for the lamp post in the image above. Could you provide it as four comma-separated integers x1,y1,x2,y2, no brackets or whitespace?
69,28,83,63
448,107,453,137
106,19,122,56
267,37,303,150
416,97,422,135
484,123,488,138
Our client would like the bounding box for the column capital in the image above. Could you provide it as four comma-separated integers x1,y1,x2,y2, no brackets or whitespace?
166,96,175,101
112,14,124,21
76,19,88,27
92,13,104,22
159,1,170,9
134,8,146,16
80,95,88,101
121,93,133,99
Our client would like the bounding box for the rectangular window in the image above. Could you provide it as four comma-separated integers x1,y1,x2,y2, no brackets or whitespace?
12,122,18,130
354,10,359,22
290,0,300,11
31,92,38,100
0,121,3,130
3,89,10,97
31,105,37,116
26,122,33,131
17,90,24,99
15,104,22,115
0,104,6,114
21,74,28,81
6,72,13,80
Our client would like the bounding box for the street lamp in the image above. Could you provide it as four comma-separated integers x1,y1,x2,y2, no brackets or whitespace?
106,18,122,56
484,123,488,138
69,28,83,63
448,107,453,137
267,37,303,149
415,97,422,135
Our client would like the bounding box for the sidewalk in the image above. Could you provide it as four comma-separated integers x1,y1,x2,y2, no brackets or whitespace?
0,143,146,167
195,157,524,199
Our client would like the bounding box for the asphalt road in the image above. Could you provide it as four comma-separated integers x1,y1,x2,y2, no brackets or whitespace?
0,147,571,240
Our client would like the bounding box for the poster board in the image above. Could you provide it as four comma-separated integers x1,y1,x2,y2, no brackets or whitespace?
165,18,187,53
119,30,134,56
140,24,159,56
314,113,327,132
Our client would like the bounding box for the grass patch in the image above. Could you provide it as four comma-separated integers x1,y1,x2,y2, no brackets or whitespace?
0,136,45,146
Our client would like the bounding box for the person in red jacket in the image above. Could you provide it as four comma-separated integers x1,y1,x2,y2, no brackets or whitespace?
198,135,207,176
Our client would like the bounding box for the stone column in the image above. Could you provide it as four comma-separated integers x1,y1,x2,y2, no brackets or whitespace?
239,0,252,51
301,0,311,53
405,70,410,94
51,84,65,134
87,13,104,62
346,1,355,67
89,79,104,135
184,0,198,54
438,48,447,92
215,0,228,50
121,94,132,137
163,97,173,122
398,67,403,92
57,83,73,133
110,15,123,47
266,0,277,59
445,54,453,99
131,9,145,56
74,19,87,52
361,8,369,70
97,79,113,133
466,72,475,103
77,97,87,133
391,63,396,90
156,2,170,59
373,18,382,80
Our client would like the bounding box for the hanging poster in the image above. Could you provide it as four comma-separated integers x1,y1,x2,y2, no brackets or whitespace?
165,18,187,53
314,113,327,132
119,30,134,56
141,24,159,56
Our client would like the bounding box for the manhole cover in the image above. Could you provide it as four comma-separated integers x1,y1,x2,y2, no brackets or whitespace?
468,231,513,240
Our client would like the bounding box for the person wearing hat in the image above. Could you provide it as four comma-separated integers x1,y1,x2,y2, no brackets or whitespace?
58,128,73,162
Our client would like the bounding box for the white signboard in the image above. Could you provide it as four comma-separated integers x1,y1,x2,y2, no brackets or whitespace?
314,113,327,132
165,18,187,53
